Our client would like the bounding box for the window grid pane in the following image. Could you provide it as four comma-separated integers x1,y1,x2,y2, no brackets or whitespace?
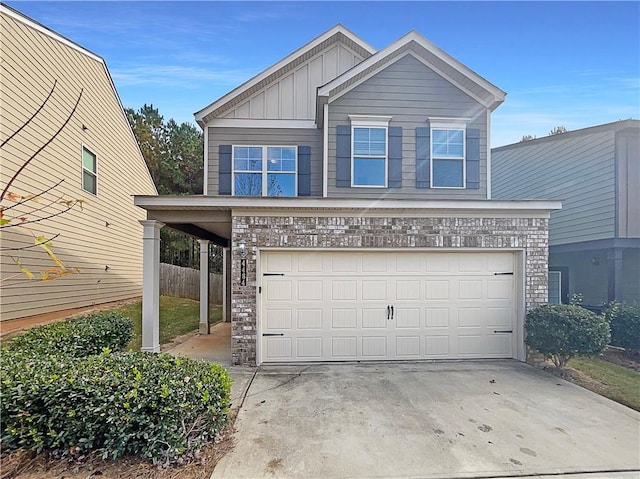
432,129,464,158
353,127,386,156
233,146,297,196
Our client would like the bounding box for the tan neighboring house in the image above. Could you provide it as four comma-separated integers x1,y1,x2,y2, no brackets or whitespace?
0,4,157,321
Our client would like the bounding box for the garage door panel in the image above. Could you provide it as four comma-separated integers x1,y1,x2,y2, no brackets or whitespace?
458,335,484,355
396,308,420,328
332,309,357,329
298,280,323,301
297,337,323,358
458,307,483,327
266,281,293,301
266,309,292,330
426,280,450,300
362,336,386,356
332,280,357,300
332,336,357,357
362,308,387,329
264,337,293,359
261,251,515,363
425,308,450,328
459,280,482,299
396,336,421,357
362,280,387,300
297,309,323,329
396,280,421,300
425,335,450,356
487,307,512,328
487,334,512,356
487,279,512,299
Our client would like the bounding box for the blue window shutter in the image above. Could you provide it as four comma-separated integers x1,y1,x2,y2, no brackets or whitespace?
415,127,430,188
388,126,402,188
219,144,232,195
466,128,480,189
297,145,311,196
336,125,351,187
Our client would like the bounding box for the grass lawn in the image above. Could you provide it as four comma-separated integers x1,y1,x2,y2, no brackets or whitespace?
108,296,222,351
568,356,640,411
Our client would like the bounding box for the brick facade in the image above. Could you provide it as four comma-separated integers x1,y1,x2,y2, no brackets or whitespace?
231,214,549,366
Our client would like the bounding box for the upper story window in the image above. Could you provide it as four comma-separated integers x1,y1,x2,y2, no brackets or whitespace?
430,120,467,188
233,146,296,197
350,115,392,188
82,146,97,195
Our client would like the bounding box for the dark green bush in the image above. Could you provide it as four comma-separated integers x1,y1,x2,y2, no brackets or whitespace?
4,312,133,357
603,302,640,353
525,304,610,369
1,351,230,463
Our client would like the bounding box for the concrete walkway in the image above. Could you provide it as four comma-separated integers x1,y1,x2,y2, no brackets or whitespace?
211,361,640,479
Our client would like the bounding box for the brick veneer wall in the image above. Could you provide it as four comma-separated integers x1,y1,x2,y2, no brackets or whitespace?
231,215,549,366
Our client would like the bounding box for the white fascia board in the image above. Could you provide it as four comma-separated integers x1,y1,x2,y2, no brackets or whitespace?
318,31,505,106
134,195,562,214
203,126,209,195
486,109,491,199
205,119,318,129
194,24,376,125
1,4,103,63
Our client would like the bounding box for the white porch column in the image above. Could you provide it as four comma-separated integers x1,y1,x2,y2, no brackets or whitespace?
222,246,229,323
198,239,210,334
140,220,163,353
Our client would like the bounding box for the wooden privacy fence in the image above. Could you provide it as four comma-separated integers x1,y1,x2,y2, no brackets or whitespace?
160,263,223,304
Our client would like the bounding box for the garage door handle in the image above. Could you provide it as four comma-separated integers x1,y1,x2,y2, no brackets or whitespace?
390,305,394,319
493,330,513,333
263,273,285,276
262,333,285,336
387,305,390,319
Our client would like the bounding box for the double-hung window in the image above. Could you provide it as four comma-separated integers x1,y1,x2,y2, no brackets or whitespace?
350,115,391,187
233,146,296,197
82,146,97,195
430,121,466,188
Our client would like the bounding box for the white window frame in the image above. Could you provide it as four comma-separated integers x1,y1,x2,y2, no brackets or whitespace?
349,115,392,188
429,118,467,189
548,270,562,304
231,145,297,197
81,145,97,195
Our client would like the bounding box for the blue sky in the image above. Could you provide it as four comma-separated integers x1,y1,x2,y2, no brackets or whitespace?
7,1,639,146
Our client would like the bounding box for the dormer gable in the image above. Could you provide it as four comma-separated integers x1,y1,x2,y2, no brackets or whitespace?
194,24,375,127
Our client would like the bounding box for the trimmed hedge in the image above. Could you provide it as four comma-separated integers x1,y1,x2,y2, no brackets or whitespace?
525,304,610,369
1,351,231,463
4,312,133,357
604,302,640,353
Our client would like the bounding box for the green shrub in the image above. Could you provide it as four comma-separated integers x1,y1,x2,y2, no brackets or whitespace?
4,313,133,357
525,304,610,369
1,351,230,463
603,302,640,353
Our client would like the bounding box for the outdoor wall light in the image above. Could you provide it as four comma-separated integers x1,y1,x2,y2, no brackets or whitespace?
237,239,247,258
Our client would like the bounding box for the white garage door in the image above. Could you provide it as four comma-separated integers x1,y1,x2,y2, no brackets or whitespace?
260,251,515,363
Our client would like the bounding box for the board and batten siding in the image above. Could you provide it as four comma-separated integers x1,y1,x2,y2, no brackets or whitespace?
327,54,488,199
207,127,323,196
616,128,640,239
0,11,157,321
221,43,365,121
492,131,617,246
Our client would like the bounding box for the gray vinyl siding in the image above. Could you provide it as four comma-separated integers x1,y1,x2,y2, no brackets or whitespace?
493,131,617,245
616,128,640,238
207,127,323,196
327,54,488,199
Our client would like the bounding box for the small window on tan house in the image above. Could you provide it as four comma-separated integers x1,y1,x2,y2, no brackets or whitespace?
82,146,97,195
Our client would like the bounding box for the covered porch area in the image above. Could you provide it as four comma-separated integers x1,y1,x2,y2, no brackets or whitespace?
136,196,233,354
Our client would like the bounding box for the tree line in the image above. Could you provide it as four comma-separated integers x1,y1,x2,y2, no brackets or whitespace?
125,105,222,273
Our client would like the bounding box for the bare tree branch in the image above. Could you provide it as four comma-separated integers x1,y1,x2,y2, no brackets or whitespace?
1,233,61,251
0,81,57,149
2,201,79,228
1,88,83,202
1,178,65,213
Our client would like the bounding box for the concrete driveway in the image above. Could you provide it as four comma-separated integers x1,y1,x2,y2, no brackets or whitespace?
213,361,640,479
